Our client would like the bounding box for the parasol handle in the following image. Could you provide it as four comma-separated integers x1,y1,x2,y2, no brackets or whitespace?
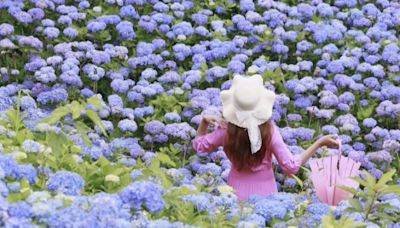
337,137,342,176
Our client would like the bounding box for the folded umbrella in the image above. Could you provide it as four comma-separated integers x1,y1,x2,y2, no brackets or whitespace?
309,140,361,205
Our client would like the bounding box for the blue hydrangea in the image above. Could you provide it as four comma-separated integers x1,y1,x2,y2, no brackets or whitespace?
0,180,9,197
46,171,85,195
20,96,37,110
164,112,181,122
8,202,33,218
118,119,138,132
0,23,14,36
119,181,165,214
0,166,4,179
130,170,143,180
254,199,288,222
22,140,42,153
144,120,165,135
87,20,107,32
111,79,130,93
37,88,68,105
303,203,331,226
284,178,297,188
45,206,99,228
164,123,195,140
197,163,222,176
15,164,37,184
182,193,214,212
116,21,136,40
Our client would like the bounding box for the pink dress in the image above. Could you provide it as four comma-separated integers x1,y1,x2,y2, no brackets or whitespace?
192,123,302,201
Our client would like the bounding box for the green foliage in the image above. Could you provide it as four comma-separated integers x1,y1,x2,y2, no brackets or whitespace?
0,95,135,196
78,157,133,194
321,212,366,228
153,186,207,225
291,174,304,190
156,153,176,168
151,185,238,227
337,169,400,227
356,100,378,121
158,143,190,168
262,67,286,92
41,96,108,145
149,94,188,121
7,178,32,203
138,156,173,189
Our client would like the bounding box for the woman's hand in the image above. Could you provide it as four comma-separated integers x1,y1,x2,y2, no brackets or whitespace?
317,134,340,148
202,115,228,128
196,115,227,137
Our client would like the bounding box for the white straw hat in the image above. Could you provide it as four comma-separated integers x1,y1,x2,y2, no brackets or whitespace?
220,74,276,154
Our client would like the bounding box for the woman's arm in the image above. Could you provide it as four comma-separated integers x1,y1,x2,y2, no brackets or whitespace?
192,116,227,153
300,134,340,164
298,140,321,166
271,123,339,176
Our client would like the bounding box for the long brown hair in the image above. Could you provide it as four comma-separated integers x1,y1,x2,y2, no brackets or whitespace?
223,119,273,172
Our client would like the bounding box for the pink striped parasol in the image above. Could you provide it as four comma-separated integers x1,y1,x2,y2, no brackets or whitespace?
309,140,361,205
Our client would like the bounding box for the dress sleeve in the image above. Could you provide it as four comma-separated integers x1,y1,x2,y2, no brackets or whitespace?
271,123,302,176
192,126,226,154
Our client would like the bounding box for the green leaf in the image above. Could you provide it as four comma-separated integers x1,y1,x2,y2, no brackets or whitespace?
352,176,373,189
300,166,311,173
357,103,376,120
20,177,30,190
170,186,197,196
322,213,366,228
381,185,400,195
119,173,131,187
86,109,107,137
291,174,303,189
200,63,208,71
343,207,362,214
156,153,176,168
364,171,377,187
19,177,31,199
149,158,160,172
376,203,397,213
7,193,21,203
46,132,69,157
312,15,321,23
348,199,363,211
70,101,83,119
262,70,275,81
75,121,91,146
41,106,70,124
15,129,34,144
71,145,82,154
337,185,358,195
87,96,103,110
376,169,395,188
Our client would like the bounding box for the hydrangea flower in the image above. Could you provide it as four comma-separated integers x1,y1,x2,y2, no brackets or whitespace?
119,181,165,214
118,119,138,132
46,171,85,195
22,140,43,153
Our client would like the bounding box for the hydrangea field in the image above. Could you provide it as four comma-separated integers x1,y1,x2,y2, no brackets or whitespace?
0,0,400,227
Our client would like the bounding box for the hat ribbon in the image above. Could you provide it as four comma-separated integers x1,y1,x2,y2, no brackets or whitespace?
235,110,265,154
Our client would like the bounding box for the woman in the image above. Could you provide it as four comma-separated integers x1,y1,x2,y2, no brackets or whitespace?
192,74,339,201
